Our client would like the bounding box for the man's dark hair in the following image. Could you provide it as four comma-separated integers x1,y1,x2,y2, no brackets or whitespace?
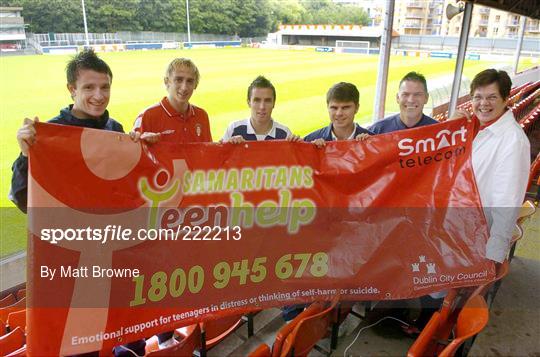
326,82,359,105
66,49,113,86
247,75,276,102
470,69,512,99
399,71,428,93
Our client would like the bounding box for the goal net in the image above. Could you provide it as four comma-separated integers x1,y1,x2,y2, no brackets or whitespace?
335,40,370,50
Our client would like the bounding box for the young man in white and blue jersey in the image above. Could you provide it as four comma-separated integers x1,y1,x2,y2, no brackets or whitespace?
221,76,301,143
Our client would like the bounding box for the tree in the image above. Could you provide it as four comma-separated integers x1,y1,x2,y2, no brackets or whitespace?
0,0,82,33
231,0,272,37
269,0,305,31
136,0,186,32
0,0,369,36
85,0,141,32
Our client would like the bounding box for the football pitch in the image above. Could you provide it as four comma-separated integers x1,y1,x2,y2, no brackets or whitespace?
0,47,534,256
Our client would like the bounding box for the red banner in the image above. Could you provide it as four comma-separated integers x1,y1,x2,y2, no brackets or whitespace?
27,119,493,355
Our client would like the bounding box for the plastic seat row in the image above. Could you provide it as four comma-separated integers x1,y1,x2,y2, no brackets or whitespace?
0,327,25,356
432,82,539,123
519,102,540,133
512,88,540,121
0,300,26,355
509,80,540,107
0,289,26,355
507,81,533,106
408,196,537,357
0,298,26,336
0,289,25,309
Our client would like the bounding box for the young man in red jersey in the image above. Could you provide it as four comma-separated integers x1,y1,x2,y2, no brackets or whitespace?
132,57,212,144
132,57,212,348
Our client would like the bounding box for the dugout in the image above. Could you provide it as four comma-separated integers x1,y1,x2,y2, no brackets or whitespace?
275,24,399,48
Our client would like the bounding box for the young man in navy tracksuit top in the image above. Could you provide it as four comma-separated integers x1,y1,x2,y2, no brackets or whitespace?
369,72,437,134
304,82,373,146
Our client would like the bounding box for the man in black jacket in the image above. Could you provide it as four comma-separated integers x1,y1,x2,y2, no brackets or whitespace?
10,49,124,211
10,49,146,357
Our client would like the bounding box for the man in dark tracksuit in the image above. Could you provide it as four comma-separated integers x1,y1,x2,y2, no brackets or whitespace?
368,71,437,134
10,106,123,211
10,49,145,357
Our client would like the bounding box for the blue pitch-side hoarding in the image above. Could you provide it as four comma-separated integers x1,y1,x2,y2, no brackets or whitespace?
339,48,379,55
430,51,453,58
184,41,241,48
42,46,78,54
125,43,163,50
466,53,481,60
316,47,334,52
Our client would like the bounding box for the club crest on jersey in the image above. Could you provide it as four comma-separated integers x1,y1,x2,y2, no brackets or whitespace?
196,124,202,137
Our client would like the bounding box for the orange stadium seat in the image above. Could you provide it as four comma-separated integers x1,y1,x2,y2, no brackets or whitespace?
146,323,201,356
248,343,271,357
248,302,326,357
15,290,25,301
0,295,16,308
199,313,245,350
6,310,26,333
437,296,489,357
0,298,25,324
280,297,339,356
4,345,26,357
0,327,25,356
408,293,488,357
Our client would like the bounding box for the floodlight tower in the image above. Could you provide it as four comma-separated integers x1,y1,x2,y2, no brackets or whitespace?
81,0,90,47
186,0,191,45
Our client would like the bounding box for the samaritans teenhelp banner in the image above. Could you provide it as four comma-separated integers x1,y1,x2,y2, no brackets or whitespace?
27,119,493,354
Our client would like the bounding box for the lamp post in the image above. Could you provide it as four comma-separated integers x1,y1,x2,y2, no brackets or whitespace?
186,0,191,46
81,0,89,47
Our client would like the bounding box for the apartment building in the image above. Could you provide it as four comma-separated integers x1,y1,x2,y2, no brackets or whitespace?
393,0,445,35
440,3,538,38
333,0,539,38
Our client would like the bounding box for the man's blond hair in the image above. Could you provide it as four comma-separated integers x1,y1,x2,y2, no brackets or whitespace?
165,58,200,87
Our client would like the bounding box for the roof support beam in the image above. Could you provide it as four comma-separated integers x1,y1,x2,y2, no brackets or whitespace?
513,16,527,75
372,0,395,122
448,1,473,118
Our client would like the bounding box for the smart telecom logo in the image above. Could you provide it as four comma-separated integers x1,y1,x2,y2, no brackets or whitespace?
397,126,467,169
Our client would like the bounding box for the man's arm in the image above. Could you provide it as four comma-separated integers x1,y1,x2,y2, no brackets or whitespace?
9,154,28,213
9,117,40,213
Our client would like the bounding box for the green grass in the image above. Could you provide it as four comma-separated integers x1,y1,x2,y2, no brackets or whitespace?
0,47,536,257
